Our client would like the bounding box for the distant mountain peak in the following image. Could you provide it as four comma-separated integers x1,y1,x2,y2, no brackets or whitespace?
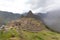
26,10,35,18
27,10,33,15
28,10,33,14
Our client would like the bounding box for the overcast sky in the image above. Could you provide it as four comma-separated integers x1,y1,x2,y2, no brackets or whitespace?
0,0,60,13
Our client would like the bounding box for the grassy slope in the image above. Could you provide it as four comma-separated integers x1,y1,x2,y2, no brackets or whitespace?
22,30,60,40
0,29,60,40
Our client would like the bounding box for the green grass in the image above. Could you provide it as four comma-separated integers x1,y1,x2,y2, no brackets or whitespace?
0,29,19,40
0,29,60,40
21,30,60,40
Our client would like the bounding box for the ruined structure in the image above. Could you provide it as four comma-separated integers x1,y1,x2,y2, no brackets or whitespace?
5,11,46,32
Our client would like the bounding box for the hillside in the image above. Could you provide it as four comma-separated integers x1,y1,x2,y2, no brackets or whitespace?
5,17,46,32
0,17,60,40
0,11,60,40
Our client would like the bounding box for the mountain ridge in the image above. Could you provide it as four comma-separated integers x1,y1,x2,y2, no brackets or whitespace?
0,10,47,26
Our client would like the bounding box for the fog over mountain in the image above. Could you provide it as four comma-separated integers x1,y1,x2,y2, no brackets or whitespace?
43,10,60,32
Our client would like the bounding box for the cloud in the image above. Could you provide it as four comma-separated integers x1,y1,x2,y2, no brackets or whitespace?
28,0,60,13
0,0,30,13
44,0,60,12
0,0,60,13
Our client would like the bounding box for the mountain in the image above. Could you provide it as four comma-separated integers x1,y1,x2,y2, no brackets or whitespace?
21,11,45,21
1,11,60,40
5,11,46,32
36,13,47,18
0,11,21,26
3,11,47,40
0,10,46,26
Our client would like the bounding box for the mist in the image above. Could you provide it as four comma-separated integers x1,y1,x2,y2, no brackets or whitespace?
42,9,60,32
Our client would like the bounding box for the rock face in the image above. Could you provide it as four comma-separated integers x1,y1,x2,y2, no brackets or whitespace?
5,11,46,32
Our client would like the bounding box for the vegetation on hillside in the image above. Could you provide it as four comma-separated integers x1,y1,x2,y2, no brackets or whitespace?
0,18,60,40
0,28,60,40
0,11,60,40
